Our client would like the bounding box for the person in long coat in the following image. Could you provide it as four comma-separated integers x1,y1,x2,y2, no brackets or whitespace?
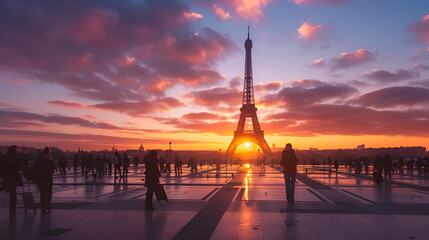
144,150,160,210
280,143,298,203
34,147,55,212
3,145,23,214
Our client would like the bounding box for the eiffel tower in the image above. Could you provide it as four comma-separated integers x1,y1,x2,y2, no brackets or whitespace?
226,27,271,154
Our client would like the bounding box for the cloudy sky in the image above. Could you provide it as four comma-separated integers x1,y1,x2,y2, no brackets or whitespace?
1,0,429,151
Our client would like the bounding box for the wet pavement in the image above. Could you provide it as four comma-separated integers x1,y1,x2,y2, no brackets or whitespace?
1,164,429,239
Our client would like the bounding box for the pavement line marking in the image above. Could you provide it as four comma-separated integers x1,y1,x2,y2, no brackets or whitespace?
201,188,219,201
340,189,374,204
172,168,249,240
306,188,328,202
235,188,245,201
131,193,146,199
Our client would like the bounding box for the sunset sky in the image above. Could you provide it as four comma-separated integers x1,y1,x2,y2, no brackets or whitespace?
1,0,429,151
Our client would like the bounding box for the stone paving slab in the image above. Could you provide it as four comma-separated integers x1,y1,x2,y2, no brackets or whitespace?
1,164,429,240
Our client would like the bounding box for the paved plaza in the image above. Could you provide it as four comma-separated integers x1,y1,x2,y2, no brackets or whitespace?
1,164,429,240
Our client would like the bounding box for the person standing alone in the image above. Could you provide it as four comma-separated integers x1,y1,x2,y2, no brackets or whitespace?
3,145,24,215
280,143,298,203
144,150,161,210
34,147,55,212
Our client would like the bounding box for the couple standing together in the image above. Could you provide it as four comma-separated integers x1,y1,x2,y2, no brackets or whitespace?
280,143,298,203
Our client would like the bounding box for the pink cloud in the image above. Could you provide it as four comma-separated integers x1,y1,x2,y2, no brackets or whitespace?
330,49,375,70
291,0,353,6
47,100,85,109
89,97,187,117
181,87,242,110
194,0,274,21
297,21,327,42
407,14,429,43
365,69,419,83
354,86,429,108
311,58,326,68
85,115,98,120
265,104,429,137
0,1,236,117
260,80,357,107
0,109,121,130
0,102,23,110
255,81,283,94
183,11,204,19
229,76,242,88
155,113,235,136
181,112,228,121
213,4,231,20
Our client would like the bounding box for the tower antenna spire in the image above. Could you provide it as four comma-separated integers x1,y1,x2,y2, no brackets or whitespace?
248,26,250,39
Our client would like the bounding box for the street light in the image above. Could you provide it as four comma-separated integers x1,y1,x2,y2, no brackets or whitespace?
169,142,172,164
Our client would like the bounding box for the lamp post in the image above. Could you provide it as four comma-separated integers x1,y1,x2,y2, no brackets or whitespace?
169,142,172,166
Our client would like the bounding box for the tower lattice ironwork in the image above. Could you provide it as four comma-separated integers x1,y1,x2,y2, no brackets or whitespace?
226,27,271,154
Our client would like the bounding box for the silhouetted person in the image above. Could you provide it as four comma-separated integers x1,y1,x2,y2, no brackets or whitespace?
407,158,414,171
215,158,221,177
373,155,383,183
416,158,423,173
159,156,165,173
0,154,5,192
334,158,339,173
85,154,95,177
3,145,23,214
113,152,122,178
122,153,130,178
59,156,67,174
133,156,139,167
364,157,369,173
165,156,171,173
107,156,112,174
398,156,405,170
95,155,103,178
423,157,429,176
144,150,160,210
80,154,86,173
73,154,79,171
383,154,393,179
34,147,55,213
174,156,181,176
280,143,298,203
190,157,198,173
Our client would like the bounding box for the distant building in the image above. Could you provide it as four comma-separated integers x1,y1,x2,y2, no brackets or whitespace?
272,143,276,148
138,143,144,152
357,144,365,150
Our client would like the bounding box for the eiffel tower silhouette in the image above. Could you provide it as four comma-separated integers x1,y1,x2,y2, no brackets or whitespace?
226,27,271,154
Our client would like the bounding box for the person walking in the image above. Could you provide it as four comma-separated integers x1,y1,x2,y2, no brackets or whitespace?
383,154,393,179
174,156,180,176
73,154,79,172
144,150,160,210
280,143,298,203
113,152,122,179
122,153,130,178
85,154,95,178
34,147,55,213
3,145,24,215
334,158,339,173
